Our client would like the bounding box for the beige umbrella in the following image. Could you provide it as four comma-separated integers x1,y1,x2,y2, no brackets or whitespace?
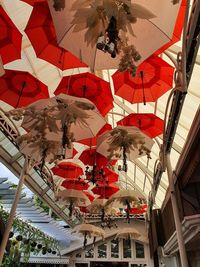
7,94,106,165
106,189,141,223
17,133,62,165
115,227,140,240
73,223,105,247
48,0,183,71
55,188,91,216
97,126,154,172
88,198,108,221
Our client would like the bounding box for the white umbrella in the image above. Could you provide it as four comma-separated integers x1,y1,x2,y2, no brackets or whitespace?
97,125,154,171
73,223,105,246
115,227,141,240
48,0,183,71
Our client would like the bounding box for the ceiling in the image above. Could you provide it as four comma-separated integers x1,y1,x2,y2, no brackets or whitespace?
0,0,199,214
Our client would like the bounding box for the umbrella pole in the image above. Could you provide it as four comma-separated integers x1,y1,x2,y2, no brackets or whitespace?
15,81,26,108
140,71,146,105
166,154,188,267
0,158,31,265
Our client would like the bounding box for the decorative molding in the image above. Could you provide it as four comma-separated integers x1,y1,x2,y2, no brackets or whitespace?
163,214,200,255
24,256,69,264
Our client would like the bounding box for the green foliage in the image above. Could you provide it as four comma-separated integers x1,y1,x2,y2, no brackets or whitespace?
0,206,59,266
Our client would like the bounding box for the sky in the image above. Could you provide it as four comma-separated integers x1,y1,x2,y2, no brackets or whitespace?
0,162,33,197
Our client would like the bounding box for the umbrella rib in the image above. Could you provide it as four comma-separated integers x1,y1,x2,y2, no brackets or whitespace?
59,24,75,45
146,19,172,40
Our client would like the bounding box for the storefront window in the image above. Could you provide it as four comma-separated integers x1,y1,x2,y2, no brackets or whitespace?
98,243,107,258
123,239,132,258
85,247,94,258
111,238,119,258
135,242,145,258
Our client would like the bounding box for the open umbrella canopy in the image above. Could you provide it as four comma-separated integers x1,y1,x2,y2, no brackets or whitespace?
61,178,89,191
112,55,174,104
55,188,90,206
54,72,113,116
95,168,119,185
78,123,112,147
16,94,106,142
97,126,154,162
73,223,105,238
115,227,141,240
92,184,119,199
79,147,110,168
51,161,83,179
24,2,87,70
0,6,22,64
48,0,184,71
117,113,164,138
87,198,108,214
16,133,61,164
0,69,49,108
106,189,140,206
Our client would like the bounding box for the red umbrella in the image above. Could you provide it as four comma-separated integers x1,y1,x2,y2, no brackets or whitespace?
51,161,83,179
92,184,119,199
61,178,89,190
24,2,86,70
0,70,49,108
21,0,45,5
83,191,95,202
78,123,112,147
97,168,119,185
127,205,147,215
0,6,22,64
155,0,186,55
54,72,113,116
79,148,110,168
112,55,174,104
117,113,164,138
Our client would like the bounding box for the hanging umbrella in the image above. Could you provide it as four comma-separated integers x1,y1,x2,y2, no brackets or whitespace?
54,72,113,116
17,133,62,166
55,188,90,216
9,94,106,143
92,184,119,199
155,0,186,55
88,198,108,212
106,189,141,223
73,223,105,247
24,2,87,70
0,70,49,108
97,125,154,172
20,0,45,5
51,161,83,179
107,189,139,204
78,123,112,147
95,168,119,185
79,148,110,168
128,205,147,215
87,198,108,221
48,0,184,71
112,55,174,105
61,178,89,191
0,6,22,64
117,113,164,138
115,227,141,240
